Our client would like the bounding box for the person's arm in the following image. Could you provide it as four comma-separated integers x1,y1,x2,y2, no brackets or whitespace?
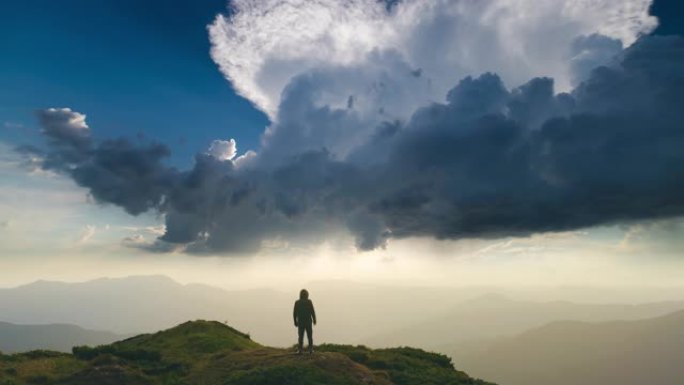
310,301,317,325
293,301,298,327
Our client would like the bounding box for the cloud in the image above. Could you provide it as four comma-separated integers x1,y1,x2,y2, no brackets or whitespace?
209,0,656,118
3,122,25,130
77,225,96,244
569,34,624,85
36,108,91,151
255,51,435,165
121,225,166,236
122,234,146,246
366,37,684,242
207,139,237,161
121,235,184,253
23,4,684,255
26,117,178,215
615,218,684,256
617,224,645,252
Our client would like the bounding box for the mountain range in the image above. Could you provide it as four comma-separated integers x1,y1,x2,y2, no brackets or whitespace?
0,276,472,346
0,322,125,353
457,309,684,385
2,275,683,351
366,293,684,350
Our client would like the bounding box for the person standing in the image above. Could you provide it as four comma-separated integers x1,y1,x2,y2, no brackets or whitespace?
293,289,317,354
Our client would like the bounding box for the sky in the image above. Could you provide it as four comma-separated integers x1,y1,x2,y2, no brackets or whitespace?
0,0,683,290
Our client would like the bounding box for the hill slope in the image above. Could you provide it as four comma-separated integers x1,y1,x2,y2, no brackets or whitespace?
458,309,684,385
0,322,126,353
0,320,495,385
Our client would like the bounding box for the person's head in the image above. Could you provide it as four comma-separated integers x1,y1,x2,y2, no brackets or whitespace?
299,289,309,299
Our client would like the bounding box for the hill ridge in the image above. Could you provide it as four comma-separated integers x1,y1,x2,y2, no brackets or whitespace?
0,320,496,385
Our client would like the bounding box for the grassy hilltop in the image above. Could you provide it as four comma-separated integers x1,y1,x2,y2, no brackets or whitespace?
0,320,495,385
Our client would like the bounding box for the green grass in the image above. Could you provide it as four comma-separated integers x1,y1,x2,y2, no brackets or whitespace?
185,347,393,385
77,320,259,361
0,321,496,385
71,320,261,380
318,345,494,385
0,351,86,385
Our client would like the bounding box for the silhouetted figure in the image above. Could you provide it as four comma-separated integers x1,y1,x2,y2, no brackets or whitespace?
293,289,316,354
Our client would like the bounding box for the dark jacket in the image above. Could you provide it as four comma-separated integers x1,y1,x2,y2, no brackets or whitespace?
293,298,316,326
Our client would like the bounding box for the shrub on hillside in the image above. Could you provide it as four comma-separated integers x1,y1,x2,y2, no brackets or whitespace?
72,345,160,362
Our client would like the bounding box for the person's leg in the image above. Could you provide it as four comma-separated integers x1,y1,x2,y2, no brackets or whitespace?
297,325,305,353
306,323,313,353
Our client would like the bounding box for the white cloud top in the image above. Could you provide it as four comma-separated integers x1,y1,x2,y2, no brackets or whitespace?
207,139,238,161
209,0,656,119
35,107,92,151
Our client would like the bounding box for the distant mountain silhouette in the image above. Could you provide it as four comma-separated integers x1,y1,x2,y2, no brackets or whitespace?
0,275,290,339
0,276,470,346
0,320,496,385
0,322,125,353
458,310,684,385
3,276,683,351
366,294,684,349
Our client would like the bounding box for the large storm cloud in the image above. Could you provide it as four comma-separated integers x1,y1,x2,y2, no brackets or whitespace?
27,1,684,254
209,0,656,118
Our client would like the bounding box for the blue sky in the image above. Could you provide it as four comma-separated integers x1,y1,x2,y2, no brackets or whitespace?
0,0,267,167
